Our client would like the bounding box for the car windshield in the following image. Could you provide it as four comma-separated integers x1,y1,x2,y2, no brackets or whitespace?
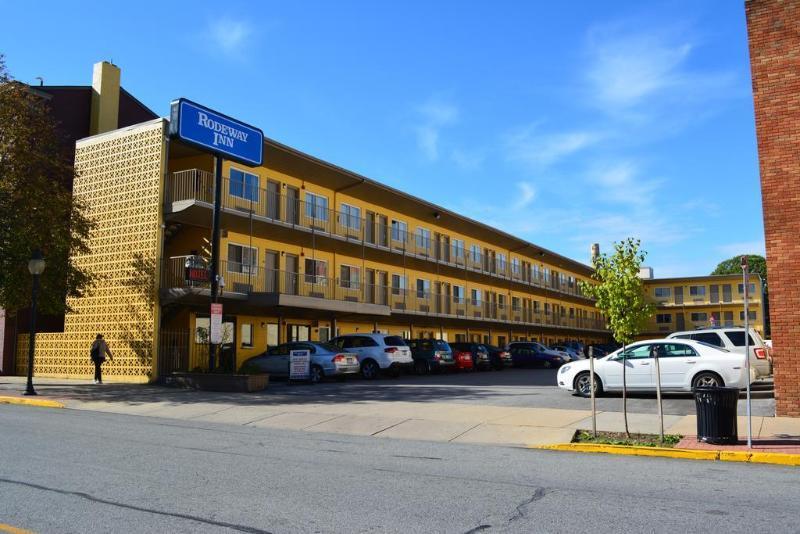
433,340,451,351
316,342,342,352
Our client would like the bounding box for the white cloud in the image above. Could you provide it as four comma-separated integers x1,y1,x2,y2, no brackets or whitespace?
584,23,736,117
506,126,603,167
209,17,252,56
588,161,662,207
513,182,537,210
415,99,459,161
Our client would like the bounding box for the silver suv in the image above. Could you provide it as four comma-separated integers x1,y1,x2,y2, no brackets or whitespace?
667,327,772,379
331,333,414,379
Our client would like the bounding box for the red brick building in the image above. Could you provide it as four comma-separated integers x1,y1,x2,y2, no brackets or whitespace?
746,0,800,416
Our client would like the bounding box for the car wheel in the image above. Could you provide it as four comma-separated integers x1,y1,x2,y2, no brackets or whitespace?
692,372,724,389
574,372,603,398
361,360,380,380
310,365,324,384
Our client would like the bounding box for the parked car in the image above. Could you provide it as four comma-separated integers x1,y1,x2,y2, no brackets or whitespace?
561,341,586,358
587,344,610,358
240,341,360,383
558,339,753,397
448,342,492,371
407,339,455,374
667,327,772,379
330,333,414,379
506,342,566,368
484,344,513,370
551,345,582,361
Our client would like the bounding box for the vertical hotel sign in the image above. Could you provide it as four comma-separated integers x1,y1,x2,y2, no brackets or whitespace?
168,98,264,166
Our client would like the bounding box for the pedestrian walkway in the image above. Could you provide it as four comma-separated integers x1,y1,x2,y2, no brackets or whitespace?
1,376,797,450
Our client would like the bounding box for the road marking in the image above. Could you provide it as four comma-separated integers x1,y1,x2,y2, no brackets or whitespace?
0,523,36,534
0,396,64,409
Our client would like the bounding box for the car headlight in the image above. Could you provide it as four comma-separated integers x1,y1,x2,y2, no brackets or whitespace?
560,365,571,374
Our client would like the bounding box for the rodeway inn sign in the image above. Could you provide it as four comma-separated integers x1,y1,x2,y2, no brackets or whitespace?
169,98,264,166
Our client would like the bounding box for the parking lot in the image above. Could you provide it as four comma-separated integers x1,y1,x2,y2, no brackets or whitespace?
273,368,776,417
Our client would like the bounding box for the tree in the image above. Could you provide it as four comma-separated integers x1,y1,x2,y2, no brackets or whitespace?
712,254,769,335
0,54,95,315
580,238,654,437
712,254,767,284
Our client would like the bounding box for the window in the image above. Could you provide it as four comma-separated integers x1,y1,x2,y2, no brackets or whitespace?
532,264,541,281
195,317,210,343
659,343,698,357
229,168,259,201
340,204,361,230
266,323,279,346
497,253,507,272
416,278,430,298
511,258,521,276
739,310,757,321
304,259,327,284
340,265,360,289
452,239,465,259
654,287,671,298
568,276,575,288
724,331,756,347
622,344,653,360
241,323,253,347
543,268,551,284
391,220,407,241
227,243,257,274
690,312,708,322
305,192,329,221
692,332,723,347
533,300,540,313
415,227,431,250
569,307,575,318
689,286,706,297
471,288,481,305
391,274,406,295
738,283,756,294
498,294,506,308
470,244,481,263
453,285,464,303
656,314,671,324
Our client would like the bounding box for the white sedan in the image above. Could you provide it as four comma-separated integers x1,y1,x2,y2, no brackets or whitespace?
557,339,753,397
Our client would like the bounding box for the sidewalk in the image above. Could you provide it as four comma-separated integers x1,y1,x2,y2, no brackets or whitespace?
2,376,799,452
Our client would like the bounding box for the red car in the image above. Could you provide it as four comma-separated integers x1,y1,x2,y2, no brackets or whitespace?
452,348,475,371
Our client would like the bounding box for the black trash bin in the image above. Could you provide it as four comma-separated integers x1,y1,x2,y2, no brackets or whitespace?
693,386,739,444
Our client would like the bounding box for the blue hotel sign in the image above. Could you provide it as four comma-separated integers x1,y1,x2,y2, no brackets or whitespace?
169,98,264,166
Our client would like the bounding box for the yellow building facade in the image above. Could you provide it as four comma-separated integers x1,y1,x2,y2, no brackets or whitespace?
640,274,766,338
17,114,609,381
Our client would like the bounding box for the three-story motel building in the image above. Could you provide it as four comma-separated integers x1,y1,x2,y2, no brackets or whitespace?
16,62,608,382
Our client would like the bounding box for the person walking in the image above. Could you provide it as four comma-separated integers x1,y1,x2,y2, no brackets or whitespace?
90,334,113,384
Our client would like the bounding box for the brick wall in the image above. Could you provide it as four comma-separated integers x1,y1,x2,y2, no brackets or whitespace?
746,0,800,416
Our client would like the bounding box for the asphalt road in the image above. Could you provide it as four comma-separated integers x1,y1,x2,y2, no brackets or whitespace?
1,405,796,533
269,368,775,417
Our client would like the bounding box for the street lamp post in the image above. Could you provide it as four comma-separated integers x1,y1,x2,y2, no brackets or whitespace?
24,249,46,396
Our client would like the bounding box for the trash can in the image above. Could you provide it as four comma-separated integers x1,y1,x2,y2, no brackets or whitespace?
693,386,739,444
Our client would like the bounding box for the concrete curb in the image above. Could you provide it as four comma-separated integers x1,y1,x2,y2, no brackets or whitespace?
533,443,800,466
0,396,65,409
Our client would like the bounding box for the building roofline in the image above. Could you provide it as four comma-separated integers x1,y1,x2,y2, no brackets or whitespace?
644,273,763,284
261,136,594,275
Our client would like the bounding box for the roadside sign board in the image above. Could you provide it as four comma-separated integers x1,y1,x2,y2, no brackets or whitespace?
289,349,311,381
168,98,264,167
210,303,223,344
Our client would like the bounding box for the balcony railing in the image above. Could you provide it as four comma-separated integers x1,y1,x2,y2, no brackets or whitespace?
166,169,593,301
162,256,607,331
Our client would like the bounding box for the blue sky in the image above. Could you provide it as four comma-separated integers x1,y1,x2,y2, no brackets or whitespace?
2,1,763,276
